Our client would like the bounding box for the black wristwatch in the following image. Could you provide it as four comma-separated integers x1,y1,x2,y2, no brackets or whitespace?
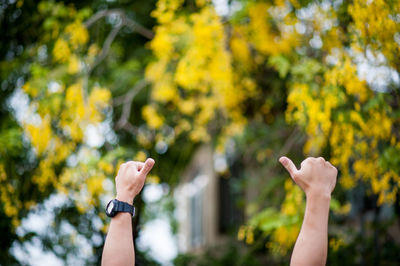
105,199,135,217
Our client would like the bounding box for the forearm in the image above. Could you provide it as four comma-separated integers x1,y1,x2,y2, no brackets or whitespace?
290,193,331,266
102,213,134,266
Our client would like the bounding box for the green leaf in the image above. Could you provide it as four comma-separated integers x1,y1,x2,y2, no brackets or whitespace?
268,55,291,78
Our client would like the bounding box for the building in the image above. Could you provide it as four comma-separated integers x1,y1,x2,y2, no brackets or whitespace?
174,145,243,253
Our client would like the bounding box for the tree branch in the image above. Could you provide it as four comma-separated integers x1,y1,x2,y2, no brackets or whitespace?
84,9,154,75
124,17,154,40
114,80,149,130
84,8,154,39
88,23,124,74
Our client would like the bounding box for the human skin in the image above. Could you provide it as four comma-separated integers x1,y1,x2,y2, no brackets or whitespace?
101,158,155,266
279,156,337,266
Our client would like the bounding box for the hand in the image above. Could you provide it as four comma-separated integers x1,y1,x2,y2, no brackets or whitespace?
115,158,155,204
279,156,337,198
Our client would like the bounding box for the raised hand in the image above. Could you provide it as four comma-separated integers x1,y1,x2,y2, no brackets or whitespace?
102,158,155,266
279,156,338,266
115,158,155,204
279,156,337,198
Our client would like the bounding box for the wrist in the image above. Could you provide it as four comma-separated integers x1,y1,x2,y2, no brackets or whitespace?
306,190,331,202
116,193,135,205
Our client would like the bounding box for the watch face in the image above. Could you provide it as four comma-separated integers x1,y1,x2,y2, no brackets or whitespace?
107,201,114,214
106,199,134,217
106,200,115,217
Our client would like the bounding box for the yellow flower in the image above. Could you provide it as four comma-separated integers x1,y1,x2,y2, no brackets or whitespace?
329,238,345,252
68,54,80,74
22,82,39,98
341,174,355,189
87,174,105,197
152,78,177,103
142,105,164,129
0,164,6,181
65,21,89,48
135,151,148,162
245,230,254,245
237,226,246,241
88,86,111,122
88,44,99,57
178,98,196,115
26,116,52,155
98,160,114,175
53,38,71,63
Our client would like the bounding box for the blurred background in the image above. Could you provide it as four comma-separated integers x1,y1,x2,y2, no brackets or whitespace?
1,0,400,265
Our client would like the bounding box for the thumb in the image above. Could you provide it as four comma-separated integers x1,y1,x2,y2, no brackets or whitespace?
279,156,298,179
140,158,155,176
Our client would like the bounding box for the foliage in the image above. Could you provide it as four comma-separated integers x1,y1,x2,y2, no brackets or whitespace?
1,0,400,264
144,0,400,263
174,244,263,266
0,0,158,264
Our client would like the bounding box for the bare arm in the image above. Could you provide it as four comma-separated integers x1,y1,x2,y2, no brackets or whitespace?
279,156,337,266
102,158,155,266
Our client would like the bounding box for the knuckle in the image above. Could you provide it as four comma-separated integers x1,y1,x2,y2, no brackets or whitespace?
303,158,313,165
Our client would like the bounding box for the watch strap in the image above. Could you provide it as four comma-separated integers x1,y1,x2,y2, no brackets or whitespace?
115,200,135,216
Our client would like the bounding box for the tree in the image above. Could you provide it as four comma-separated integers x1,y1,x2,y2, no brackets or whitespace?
1,0,400,264
0,0,160,264
144,0,400,263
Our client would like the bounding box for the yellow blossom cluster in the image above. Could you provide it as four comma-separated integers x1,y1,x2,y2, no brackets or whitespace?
349,0,400,69
269,180,303,254
142,105,164,129
145,0,400,255
146,0,248,143
21,10,112,208
53,38,71,63
286,82,341,154
25,116,52,155
227,0,400,255
88,86,112,123
0,164,21,228
2,0,117,236
58,154,112,213
22,82,111,192
245,2,299,56
52,20,88,74
237,224,256,245
329,237,345,252
286,55,398,205
239,180,304,254
287,54,398,204
324,59,371,103
282,0,400,208
65,20,89,48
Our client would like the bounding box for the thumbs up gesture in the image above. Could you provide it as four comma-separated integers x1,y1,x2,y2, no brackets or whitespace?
279,156,337,198
115,158,155,204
